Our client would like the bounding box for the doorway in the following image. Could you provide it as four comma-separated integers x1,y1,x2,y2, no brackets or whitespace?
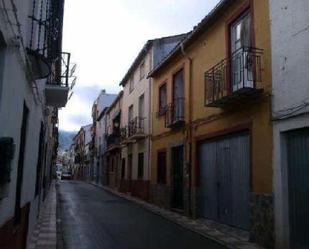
171,145,184,210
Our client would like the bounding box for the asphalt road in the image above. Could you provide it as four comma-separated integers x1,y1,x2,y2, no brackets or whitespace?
57,181,226,249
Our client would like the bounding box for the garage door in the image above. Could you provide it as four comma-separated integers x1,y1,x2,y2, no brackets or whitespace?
287,128,309,249
198,132,250,230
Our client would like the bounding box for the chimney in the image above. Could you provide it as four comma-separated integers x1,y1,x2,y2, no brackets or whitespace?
102,89,106,94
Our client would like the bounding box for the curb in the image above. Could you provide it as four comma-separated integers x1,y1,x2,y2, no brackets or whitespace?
89,182,253,249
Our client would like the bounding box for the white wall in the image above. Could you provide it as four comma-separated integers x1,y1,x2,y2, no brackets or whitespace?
121,50,152,181
270,1,309,248
271,0,309,117
0,0,57,246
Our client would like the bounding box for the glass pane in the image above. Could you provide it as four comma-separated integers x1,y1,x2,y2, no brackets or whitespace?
236,23,242,40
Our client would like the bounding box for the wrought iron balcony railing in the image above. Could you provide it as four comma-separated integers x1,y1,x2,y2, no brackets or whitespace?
165,98,185,128
120,127,128,141
45,52,76,108
120,117,146,142
128,117,145,137
48,52,71,87
205,47,263,108
106,133,121,148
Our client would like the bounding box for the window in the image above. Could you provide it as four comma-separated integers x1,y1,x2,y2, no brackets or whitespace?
139,61,145,80
230,11,252,91
129,77,134,93
158,83,167,115
128,105,133,122
138,94,144,118
157,150,167,184
172,69,185,121
138,153,144,179
121,158,126,179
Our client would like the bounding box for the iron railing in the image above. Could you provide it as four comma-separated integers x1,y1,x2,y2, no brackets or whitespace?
47,52,71,87
165,98,185,128
120,117,145,140
120,127,128,141
106,133,121,148
128,117,145,137
205,47,263,106
28,0,64,62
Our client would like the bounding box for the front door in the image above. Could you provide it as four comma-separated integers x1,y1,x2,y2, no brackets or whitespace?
230,11,252,91
171,145,184,209
128,154,133,192
287,128,309,249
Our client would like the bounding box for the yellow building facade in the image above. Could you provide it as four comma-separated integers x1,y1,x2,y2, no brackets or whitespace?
149,0,273,247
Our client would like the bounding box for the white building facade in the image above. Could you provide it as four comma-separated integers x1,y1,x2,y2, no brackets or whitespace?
119,35,187,200
0,0,72,248
91,90,117,184
270,1,309,248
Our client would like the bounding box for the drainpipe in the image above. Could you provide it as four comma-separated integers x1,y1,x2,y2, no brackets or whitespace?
147,49,153,199
180,43,193,217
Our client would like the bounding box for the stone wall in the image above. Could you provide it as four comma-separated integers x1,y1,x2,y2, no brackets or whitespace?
150,184,170,209
250,193,274,249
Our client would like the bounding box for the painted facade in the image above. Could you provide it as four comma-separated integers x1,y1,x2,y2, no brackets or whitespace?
119,35,186,200
270,0,309,248
149,0,273,248
90,90,117,185
104,91,123,189
84,124,93,181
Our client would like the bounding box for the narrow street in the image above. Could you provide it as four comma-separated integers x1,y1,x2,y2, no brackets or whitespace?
57,181,226,249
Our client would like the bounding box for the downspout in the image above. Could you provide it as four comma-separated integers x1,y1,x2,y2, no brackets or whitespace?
147,48,153,199
181,43,193,217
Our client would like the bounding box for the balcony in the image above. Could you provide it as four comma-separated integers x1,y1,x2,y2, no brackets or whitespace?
45,52,71,108
106,133,121,152
205,47,263,108
120,127,131,145
128,117,146,140
165,98,185,128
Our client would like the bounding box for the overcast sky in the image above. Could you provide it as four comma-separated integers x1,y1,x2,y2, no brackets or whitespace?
59,0,220,132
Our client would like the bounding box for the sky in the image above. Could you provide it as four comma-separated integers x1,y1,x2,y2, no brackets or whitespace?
59,0,221,132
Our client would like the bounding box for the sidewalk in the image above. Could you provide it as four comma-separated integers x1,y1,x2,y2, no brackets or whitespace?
91,183,264,249
28,182,57,249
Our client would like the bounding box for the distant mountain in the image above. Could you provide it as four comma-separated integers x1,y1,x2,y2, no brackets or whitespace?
58,130,76,151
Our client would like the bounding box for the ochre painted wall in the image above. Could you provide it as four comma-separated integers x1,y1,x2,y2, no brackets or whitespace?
151,0,272,193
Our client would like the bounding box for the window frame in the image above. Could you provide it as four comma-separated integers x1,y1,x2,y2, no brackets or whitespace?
129,77,134,93
128,104,134,123
138,93,145,118
139,61,145,80
225,2,255,92
158,82,167,117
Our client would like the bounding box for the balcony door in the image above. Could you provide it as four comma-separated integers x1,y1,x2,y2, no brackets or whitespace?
128,105,134,136
138,94,144,132
172,69,184,121
230,11,252,91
